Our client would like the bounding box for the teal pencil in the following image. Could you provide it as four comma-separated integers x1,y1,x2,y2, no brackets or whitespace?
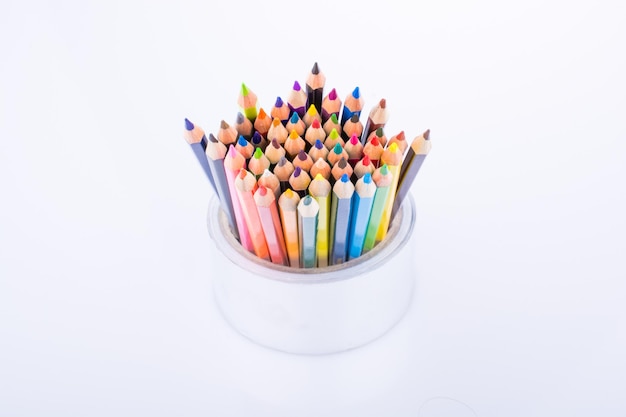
329,173,355,265
348,173,377,260
297,195,319,268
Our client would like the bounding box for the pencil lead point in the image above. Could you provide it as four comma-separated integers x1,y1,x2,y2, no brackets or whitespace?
184,118,194,131
363,172,372,184
238,168,247,179
329,128,340,140
371,137,380,146
297,150,307,161
290,112,300,124
293,166,302,177
311,62,319,74
424,129,430,140
275,96,284,107
240,83,250,96
272,117,281,127
375,127,384,137
362,155,371,166
340,173,349,183
257,108,267,118
352,87,360,98
337,157,348,168
208,133,219,143
237,135,247,146
289,129,299,139
314,139,324,149
379,98,386,108
220,120,229,129
253,147,263,159
333,143,343,154
350,114,359,122
251,131,263,145
380,164,389,175
307,104,318,115
303,195,312,205
311,118,321,128
258,185,268,196
235,112,245,124
293,80,301,91
330,113,339,123
271,138,280,149
328,88,337,101
349,134,359,145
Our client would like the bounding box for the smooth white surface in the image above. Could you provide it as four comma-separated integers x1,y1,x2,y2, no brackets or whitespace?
1,0,625,416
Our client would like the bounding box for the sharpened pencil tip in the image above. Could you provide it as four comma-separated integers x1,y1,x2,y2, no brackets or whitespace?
240,83,250,96
311,118,321,128
333,143,343,154
253,147,263,159
293,80,301,91
184,118,194,131
330,113,339,123
275,96,284,107
338,157,348,169
277,156,288,167
297,150,307,161
272,117,281,127
380,164,389,175
314,139,324,149
424,129,430,140
350,114,359,122
379,98,386,108
258,185,268,196
238,168,247,179
271,138,280,149
251,131,263,145
290,112,300,123
293,166,302,177
363,173,372,184
311,62,319,74
329,128,340,139
303,195,312,205
349,134,359,145
208,133,219,143
375,127,384,137
237,135,247,146
328,88,337,101
220,120,229,129
362,155,371,165
352,87,360,98
340,173,349,183
236,112,245,124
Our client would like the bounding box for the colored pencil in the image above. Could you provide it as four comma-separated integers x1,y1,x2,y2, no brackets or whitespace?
248,147,271,178
375,142,403,242
308,139,329,163
304,118,326,148
285,112,306,138
303,104,322,129
205,133,238,239
288,166,311,197
254,185,289,266
344,133,364,166
217,120,239,146
287,80,307,118
297,195,319,268
330,157,353,182
387,130,408,155
340,86,364,125
250,131,268,152
293,149,314,172
253,108,272,138
348,173,377,260
223,145,254,253
235,135,254,160
322,113,342,137
309,173,332,267
238,82,258,121
329,173,354,265
257,168,282,202
362,164,392,253
278,189,301,267
321,87,341,124
267,117,289,145
361,98,389,144
183,118,216,192
362,135,384,167
235,168,270,260
264,138,286,166
306,62,326,113
327,142,349,167
309,157,332,181
365,127,387,148
283,129,307,159
353,154,375,179
342,114,363,141
392,129,431,218
234,111,254,139
323,127,344,150
273,155,294,193
270,96,290,124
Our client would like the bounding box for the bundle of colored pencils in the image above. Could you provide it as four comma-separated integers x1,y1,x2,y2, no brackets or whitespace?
183,63,431,268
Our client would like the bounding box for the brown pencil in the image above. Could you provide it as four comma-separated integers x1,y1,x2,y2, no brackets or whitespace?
330,157,353,182
361,98,389,144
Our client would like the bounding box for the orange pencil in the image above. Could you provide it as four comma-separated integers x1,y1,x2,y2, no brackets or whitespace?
278,189,301,267
235,168,270,260
267,117,289,145
254,185,289,266
253,108,272,138
284,130,306,159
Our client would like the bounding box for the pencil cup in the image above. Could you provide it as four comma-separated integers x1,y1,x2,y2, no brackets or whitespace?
207,194,417,355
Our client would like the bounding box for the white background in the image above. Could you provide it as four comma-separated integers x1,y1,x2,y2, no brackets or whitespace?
1,0,625,416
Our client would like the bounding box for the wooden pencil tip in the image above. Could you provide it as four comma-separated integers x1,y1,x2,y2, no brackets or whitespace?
350,114,359,122
257,108,267,118
293,80,302,91
258,185,268,196
330,113,339,123
290,112,300,123
340,173,349,183
363,172,372,183
235,112,245,123
379,98,386,108
352,86,360,98
328,88,337,100
297,150,307,160
209,133,219,143
237,135,247,146
312,62,320,74
424,129,430,140
311,118,321,128
240,83,249,96
275,96,284,106
253,147,263,159
220,120,229,129
238,168,247,179
184,118,194,131
294,166,302,177
349,134,359,145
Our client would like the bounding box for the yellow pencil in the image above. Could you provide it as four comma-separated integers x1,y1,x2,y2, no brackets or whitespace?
308,173,332,267
375,142,403,242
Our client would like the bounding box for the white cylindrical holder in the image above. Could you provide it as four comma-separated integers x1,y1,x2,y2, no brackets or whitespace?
207,194,417,355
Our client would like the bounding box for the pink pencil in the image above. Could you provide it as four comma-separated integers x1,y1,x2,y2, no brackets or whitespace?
254,186,289,266
223,145,254,253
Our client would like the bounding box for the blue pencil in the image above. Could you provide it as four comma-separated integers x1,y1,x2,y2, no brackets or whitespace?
329,173,355,265
183,118,217,193
348,173,377,260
